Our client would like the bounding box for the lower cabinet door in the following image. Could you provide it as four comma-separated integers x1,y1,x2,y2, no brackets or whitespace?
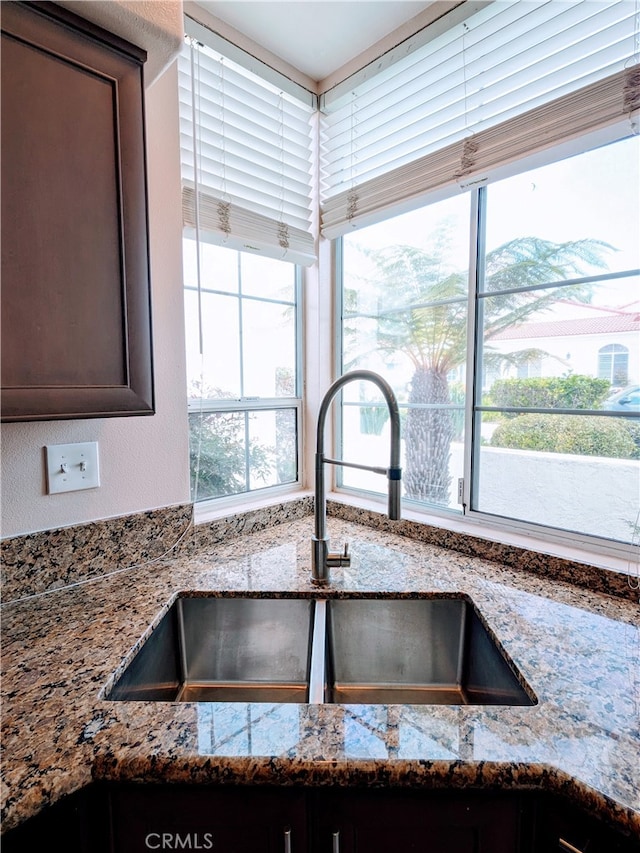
311,789,523,853
1,785,109,853
532,795,640,853
108,785,308,853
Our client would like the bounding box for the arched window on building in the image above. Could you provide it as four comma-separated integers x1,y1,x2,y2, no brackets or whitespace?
516,356,543,379
598,344,629,385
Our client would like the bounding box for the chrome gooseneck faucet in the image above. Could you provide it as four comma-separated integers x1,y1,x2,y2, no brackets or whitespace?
312,370,402,585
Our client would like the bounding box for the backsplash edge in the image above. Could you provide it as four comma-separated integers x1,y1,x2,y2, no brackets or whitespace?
2,495,636,603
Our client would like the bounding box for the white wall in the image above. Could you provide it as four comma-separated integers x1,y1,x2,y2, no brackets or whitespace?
476,446,639,544
491,330,639,386
0,62,191,538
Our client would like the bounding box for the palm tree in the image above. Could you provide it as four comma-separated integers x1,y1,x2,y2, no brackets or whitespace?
347,236,610,505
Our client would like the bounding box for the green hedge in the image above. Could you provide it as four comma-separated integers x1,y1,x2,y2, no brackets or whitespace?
624,420,640,459
490,414,637,459
489,375,611,411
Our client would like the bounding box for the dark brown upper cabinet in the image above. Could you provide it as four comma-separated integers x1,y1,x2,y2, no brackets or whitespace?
1,1,154,421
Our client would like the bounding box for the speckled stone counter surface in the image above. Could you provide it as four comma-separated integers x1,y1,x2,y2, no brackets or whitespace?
2,514,639,838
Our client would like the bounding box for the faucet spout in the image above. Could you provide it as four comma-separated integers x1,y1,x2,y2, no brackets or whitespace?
312,370,402,585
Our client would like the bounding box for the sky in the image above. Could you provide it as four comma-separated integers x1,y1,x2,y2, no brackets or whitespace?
346,134,640,310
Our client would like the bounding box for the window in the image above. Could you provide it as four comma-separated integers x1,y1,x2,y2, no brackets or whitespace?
179,21,313,504
598,344,629,385
516,358,543,380
340,135,640,546
474,138,639,543
340,192,471,508
185,243,301,501
179,1,639,556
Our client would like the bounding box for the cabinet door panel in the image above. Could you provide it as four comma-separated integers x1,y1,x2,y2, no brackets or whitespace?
2,32,126,389
314,789,521,853
533,795,640,853
109,785,308,853
1,1,154,421
316,824,478,853
1,785,110,853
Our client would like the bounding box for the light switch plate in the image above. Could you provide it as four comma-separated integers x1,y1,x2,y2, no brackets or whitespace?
45,442,100,494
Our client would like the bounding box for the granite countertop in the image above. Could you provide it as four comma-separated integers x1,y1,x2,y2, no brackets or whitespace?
1,516,639,837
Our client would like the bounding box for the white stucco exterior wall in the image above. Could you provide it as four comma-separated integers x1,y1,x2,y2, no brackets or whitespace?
491,330,639,386
476,446,639,544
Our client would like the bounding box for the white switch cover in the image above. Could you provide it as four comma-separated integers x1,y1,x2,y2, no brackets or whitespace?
45,442,100,494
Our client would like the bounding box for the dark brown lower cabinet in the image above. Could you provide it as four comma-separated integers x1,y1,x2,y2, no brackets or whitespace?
311,788,523,853
108,785,308,853
1,785,109,853
531,794,640,853
2,784,639,853
108,786,521,853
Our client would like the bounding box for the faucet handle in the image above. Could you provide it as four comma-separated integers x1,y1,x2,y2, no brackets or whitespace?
327,542,351,568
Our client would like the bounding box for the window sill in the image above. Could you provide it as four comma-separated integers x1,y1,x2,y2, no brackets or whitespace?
193,485,311,527
328,490,638,580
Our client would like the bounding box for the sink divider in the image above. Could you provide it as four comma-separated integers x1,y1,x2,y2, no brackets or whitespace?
176,597,189,688
308,599,327,704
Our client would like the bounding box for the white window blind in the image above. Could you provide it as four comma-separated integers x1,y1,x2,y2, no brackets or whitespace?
320,0,640,239
179,21,316,266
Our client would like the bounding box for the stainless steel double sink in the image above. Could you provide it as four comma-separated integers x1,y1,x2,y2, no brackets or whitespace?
105,595,536,706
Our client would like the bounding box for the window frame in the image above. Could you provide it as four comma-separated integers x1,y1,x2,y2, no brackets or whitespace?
180,7,639,566
334,134,640,562
598,344,630,385
188,256,305,510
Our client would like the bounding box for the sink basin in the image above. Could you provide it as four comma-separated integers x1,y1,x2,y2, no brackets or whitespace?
105,594,535,706
325,597,534,706
106,596,314,703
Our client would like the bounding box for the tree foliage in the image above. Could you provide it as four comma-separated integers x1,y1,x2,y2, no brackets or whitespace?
490,414,636,459
188,382,273,501
489,375,611,413
352,236,612,504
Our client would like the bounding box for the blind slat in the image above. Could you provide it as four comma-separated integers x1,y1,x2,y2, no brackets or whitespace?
320,0,638,238
321,68,639,238
179,39,316,265
183,186,316,266
321,54,630,191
